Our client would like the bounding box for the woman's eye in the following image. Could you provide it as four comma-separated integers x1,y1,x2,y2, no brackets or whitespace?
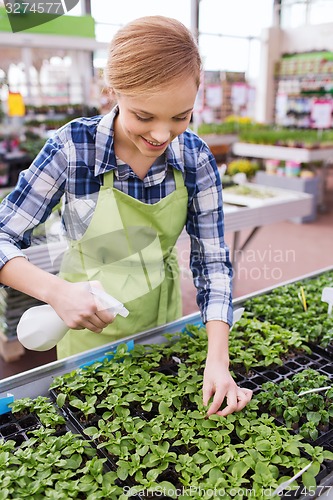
136,115,152,122
135,114,189,122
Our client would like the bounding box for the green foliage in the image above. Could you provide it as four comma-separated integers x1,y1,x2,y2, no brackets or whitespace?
256,369,333,439
0,432,122,499
237,127,333,147
20,137,47,159
9,396,66,428
197,121,333,148
229,315,308,373
244,270,333,346
5,270,333,498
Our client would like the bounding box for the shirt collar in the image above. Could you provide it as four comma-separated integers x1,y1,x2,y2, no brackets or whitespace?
94,106,117,176
94,105,185,177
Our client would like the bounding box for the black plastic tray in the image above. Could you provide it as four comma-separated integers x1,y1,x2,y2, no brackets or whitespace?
0,411,40,446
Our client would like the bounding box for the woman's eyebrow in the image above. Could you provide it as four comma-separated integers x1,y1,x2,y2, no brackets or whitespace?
131,108,153,116
131,107,193,117
173,108,193,117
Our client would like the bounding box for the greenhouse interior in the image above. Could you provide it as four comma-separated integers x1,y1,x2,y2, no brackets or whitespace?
1,1,333,498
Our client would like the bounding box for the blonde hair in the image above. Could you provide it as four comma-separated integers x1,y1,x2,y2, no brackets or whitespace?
105,15,201,96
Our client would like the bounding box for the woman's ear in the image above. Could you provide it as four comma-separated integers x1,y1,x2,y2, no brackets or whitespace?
109,88,116,100
101,87,117,110
109,88,118,108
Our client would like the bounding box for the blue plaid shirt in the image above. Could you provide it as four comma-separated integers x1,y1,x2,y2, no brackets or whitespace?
0,107,233,325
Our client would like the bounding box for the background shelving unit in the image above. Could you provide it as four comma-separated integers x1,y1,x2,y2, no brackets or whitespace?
275,51,333,128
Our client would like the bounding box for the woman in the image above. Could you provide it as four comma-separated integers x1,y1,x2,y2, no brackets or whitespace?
0,16,252,416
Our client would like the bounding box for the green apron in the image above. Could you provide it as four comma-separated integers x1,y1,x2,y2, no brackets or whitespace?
57,167,188,358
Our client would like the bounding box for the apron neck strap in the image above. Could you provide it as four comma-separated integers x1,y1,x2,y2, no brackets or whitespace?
103,169,115,188
173,167,184,189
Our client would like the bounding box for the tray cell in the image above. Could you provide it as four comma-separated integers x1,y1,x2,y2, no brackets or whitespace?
239,380,258,391
276,365,293,376
9,432,28,447
259,370,282,381
284,360,303,371
251,375,270,385
319,365,333,376
294,356,313,365
0,413,14,425
0,423,20,437
19,414,40,430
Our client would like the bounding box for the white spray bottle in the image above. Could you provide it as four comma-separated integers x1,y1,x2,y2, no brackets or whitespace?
17,288,129,352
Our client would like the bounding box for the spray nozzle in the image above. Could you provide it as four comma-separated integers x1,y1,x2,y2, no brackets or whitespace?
90,288,129,318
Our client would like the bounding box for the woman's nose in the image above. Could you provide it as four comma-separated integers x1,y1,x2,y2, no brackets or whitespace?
150,127,170,144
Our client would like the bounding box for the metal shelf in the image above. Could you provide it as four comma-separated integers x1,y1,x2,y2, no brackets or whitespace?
223,181,313,233
233,142,333,163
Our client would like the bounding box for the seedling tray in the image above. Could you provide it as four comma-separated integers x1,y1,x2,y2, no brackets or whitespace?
49,389,178,500
0,410,40,446
236,343,333,394
1,266,333,499
49,388,101,431
48,347,333,500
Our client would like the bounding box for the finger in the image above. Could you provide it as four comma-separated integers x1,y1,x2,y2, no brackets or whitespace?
218,392,238,417
218,405,237,417
88,313,113,331
206,391,228,417
87,326,104,334
202,382,213,408
235,388,253,410
206,398,222,417
71,317,106,333
71,323,103,333
239,387,253,400
214,388,252,416
96,309,115,324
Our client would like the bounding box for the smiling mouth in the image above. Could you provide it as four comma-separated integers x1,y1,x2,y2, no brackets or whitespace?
142,137,168,147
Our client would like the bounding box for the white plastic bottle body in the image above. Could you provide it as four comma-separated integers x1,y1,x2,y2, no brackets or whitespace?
17,304,68,351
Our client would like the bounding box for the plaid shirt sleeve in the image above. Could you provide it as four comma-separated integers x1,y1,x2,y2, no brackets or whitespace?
0,133,68,267
182,132,233,327
0,115,101,267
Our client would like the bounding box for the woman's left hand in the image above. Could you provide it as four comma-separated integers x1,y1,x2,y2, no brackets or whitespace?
203,360,253,417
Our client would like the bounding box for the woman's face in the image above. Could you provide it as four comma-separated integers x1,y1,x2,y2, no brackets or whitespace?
114,78,198,159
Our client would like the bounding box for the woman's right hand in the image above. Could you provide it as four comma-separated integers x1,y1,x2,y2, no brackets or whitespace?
48,280,116,333
0,259,113,334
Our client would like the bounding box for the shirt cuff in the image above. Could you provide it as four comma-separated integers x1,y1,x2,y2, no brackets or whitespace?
203,302,233,328
0,247,28,271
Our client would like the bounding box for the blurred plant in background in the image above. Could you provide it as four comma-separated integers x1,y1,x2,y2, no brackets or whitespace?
227,158,260,179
